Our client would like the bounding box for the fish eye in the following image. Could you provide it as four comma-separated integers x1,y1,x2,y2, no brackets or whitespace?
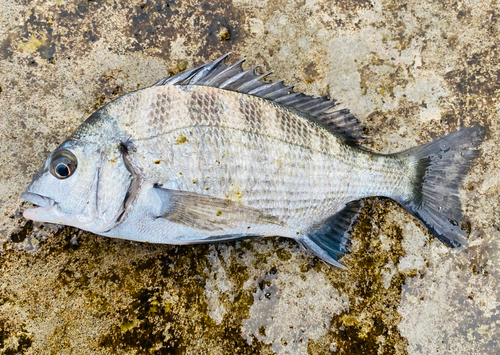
50,150,77,179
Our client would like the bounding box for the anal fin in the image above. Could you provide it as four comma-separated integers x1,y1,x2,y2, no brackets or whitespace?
300,200,363,269
153,187,283,231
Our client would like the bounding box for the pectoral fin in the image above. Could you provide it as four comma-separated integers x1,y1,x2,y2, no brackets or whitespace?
153,187,282,231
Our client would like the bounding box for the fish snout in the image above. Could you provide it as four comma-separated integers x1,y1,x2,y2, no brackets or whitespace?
20,192,56,221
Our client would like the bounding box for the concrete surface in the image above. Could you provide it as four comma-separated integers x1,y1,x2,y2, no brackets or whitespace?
0,0,498,354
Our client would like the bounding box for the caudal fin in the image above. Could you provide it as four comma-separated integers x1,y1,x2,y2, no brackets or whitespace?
395,126,484,247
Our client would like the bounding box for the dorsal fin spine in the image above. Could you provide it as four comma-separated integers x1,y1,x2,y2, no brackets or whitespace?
213,60,245,87
262,86,294,100
153,54,367,145
296,99,335,112
283,94,313,106
274,92,302,104
203,58,247,87
237,71,273,93
220,67,256,89
247,80,284,96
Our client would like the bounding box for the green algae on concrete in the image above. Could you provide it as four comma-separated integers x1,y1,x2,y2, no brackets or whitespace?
0,0,499,354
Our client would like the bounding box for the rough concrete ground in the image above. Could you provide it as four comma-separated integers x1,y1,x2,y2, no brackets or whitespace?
0,0,498,354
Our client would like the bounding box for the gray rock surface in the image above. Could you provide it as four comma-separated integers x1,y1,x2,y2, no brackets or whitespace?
0,0,498,354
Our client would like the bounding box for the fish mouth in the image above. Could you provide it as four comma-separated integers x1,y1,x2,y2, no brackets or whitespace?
21,192,55,208
20,192,56,220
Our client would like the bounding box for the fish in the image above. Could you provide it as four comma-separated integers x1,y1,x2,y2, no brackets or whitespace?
20,53,484,268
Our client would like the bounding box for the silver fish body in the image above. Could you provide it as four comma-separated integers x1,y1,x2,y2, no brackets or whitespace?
21,55,483,267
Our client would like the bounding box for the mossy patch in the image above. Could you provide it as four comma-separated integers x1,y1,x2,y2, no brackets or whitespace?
9,220,33,243
95,243,271,354
0,320,33,355
1,225,273,353
308,198,418,355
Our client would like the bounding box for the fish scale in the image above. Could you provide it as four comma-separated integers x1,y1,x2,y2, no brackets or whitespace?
107,86,337,156
131,119,408,231
21,54,484,267
117,85,411,225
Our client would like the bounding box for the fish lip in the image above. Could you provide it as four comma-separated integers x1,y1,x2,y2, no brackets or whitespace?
20,192,56,209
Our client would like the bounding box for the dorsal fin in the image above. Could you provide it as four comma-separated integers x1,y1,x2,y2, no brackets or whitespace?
153,53,367,145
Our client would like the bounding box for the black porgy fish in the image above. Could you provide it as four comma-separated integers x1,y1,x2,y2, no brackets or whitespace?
20,54,484,268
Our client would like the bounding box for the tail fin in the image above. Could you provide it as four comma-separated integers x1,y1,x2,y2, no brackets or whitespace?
395,126,484,247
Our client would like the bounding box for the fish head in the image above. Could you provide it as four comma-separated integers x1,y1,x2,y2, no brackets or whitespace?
20,137,130,232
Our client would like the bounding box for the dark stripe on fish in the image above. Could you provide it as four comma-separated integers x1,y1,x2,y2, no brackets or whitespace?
239,97,263,132
189,90,213,126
